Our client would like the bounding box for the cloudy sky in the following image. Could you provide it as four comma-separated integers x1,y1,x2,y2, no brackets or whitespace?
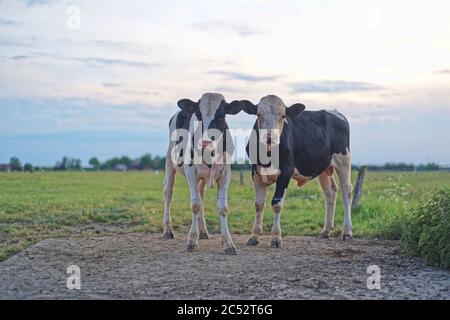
0,0,449,166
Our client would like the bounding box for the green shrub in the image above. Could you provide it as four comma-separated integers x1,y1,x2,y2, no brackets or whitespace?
401,187,450,269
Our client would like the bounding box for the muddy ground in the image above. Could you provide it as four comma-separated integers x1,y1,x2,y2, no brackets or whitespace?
0,233,449,299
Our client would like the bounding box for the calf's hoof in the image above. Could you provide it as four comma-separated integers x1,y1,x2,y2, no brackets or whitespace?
162,231,174,239
246,238,259,246
342,232,353,241
224,245,239,255
199,232,209,240
270,237,282,248
186,241,198,252
319,230,331,239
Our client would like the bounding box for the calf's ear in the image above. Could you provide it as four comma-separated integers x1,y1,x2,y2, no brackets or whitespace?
177,99,199,114
225,100,245,115
241,100,258,115
286,103,305,118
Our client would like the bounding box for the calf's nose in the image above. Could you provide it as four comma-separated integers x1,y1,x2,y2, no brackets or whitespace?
201,140,213,149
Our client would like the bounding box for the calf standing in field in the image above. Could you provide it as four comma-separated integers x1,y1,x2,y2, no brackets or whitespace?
163,93,245,254
242,95,353,248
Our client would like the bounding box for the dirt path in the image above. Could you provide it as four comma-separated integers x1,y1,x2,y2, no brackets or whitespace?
0,233,448,299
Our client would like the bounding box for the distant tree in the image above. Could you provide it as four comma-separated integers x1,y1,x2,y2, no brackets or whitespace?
119,156,132,167
88,154,168,171
10,157,22,171
417,162,441,171
89,157,101,170
231,159,251,171
152,156,165,170
73,159,82,170
54,157,82,171
139,154,153,170
55,156,68,170
24,163,33,172
384,162,415,171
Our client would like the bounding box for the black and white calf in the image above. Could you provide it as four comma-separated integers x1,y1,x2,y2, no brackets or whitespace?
163,93,245,254
242,95,353,248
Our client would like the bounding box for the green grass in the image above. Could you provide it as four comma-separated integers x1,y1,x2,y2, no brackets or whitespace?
0,170,449,261
401,187,450,269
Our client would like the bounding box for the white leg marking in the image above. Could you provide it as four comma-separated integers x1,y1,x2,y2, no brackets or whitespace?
333,150,353,240
217,167,238,255
247,174,267,246
318,173,337,238
162,155,176,239
271,194,285,248
197,179,209,239
185,165,201,251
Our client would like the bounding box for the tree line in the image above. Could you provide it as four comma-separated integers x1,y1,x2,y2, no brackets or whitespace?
2,154,166,172
2,157,448,172
88,154,165,171
357,162,447,172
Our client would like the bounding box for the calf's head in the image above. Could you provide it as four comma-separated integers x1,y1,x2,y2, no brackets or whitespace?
243,95,305,150
177,93,244,155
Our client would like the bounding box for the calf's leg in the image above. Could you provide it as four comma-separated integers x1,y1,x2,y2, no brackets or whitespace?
162,159,176,239
197,179,210,239
247,174,267,246
333,151,353,240
185,166,202,251
217,168,238,255
318,172,337,238
270,168,292,248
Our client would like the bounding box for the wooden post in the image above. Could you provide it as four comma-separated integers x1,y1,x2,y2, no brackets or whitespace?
240,169,244,186
352,165,367,209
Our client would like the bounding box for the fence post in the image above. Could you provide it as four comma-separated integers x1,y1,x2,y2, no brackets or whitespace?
352,165,367,209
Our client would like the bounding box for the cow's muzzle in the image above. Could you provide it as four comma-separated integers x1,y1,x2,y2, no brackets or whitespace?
261,131,280,147
201,140,213,150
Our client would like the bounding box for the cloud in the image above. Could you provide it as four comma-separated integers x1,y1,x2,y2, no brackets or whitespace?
0,38,30,48
190,20,263,37
1,51,160,68
291,80,383,93
11,55,30,60
0,18,17,26
434,69,450,74
0,54,32,61
213,86,246,94
21,0,51,6
208,70,280,82
90,40,152,54
0,97,173,136
68,57,159,68
102,82,122,88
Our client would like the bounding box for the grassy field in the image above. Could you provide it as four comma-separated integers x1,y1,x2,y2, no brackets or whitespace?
0,170,449,261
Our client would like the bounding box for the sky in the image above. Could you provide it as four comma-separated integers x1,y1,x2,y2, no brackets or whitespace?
0,0,449,166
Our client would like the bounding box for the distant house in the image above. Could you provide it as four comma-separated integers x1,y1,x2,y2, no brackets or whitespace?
130,160,141,170
0,164,11,172
114,164,128,172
